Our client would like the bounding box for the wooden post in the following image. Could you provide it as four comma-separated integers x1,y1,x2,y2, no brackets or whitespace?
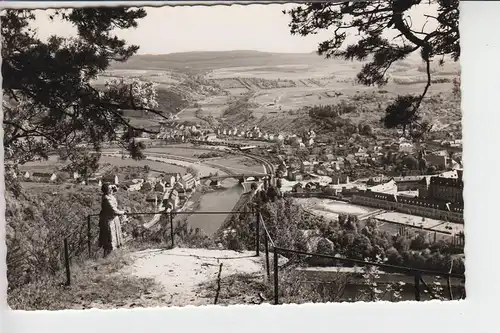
255,210,260,257
264,228,270,279
169,212,174,248
447,276,453,300
87,215,92,257
64,238,71,286
214,263,223,305
274,248,279,305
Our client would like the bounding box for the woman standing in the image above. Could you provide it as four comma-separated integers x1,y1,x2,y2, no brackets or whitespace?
98,183,125,257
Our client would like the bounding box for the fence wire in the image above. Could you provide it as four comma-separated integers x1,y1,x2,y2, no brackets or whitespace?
267,249,465,304
61,209,257,286
256,214,465,305
59,208,466,304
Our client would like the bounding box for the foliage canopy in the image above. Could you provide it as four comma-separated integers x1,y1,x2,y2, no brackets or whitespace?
285,0,460,139
1,8,165,187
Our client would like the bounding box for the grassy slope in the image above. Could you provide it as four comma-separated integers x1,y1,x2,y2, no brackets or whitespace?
8,249,166,310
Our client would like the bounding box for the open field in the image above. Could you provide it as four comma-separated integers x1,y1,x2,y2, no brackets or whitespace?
295,198,376,220
20,155,187,176
295,197,463,241
21,146,264,181
142,147,265,174
100,156,187,175
20,156,65,173
207,156,265,174
144,146,219,159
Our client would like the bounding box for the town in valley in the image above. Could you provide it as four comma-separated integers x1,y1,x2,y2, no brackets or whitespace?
4,2,464,309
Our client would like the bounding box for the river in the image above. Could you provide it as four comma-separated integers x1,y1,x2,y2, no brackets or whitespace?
184,178,244,235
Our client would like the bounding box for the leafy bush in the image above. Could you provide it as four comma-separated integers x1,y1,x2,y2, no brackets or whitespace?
307,101,356,119
6,188,99,289
220,197,465,275
6,185,148,291
198,152,223,159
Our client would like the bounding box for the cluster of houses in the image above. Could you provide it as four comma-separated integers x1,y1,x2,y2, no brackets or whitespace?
98,171,199,213
17,166,200,211
286,166,464,223
94,172,198,194
274,135,463,181
290,167,463,201
290,176,349,194
213,126,317,147
150,123,207,142
15,171,80,183
431,138,463,149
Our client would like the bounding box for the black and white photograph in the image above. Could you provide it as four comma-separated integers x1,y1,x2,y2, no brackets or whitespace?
2,0,465,311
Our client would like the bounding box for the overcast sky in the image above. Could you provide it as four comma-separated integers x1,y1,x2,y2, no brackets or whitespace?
31,3,438,55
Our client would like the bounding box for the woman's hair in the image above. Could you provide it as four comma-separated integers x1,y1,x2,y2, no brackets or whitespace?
101,183,111,194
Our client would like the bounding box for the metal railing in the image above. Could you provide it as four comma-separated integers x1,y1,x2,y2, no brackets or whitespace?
61,210,256,286
61,208,465,303
255,213,466,304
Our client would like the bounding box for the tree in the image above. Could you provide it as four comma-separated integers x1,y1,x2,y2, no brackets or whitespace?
402,155,419,170
267,185,279,202
58,147,99,182
410,232,429,251
361,124,374,136
2,8,168,191
285,0,459,139
418,156,428,173
452,76,461,98
186,166,198,178
338,213,348,226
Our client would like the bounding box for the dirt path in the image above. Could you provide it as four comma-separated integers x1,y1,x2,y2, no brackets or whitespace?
120,248,263,307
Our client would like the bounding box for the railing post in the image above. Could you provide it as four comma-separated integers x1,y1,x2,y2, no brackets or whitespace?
414,271,421,301
169,211,174,248
87,215,91,257
64,238,71,286
273,248,279,305
264,228,270,280
255,209,260,257
447,276,453,300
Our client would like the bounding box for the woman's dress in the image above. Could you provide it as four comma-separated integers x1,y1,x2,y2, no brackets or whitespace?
98,194,124,251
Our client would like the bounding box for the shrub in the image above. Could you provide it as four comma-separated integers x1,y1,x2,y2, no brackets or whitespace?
6,185,148,291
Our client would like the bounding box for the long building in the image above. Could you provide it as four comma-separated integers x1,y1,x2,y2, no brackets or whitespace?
424,170,464,204
352,190,464,223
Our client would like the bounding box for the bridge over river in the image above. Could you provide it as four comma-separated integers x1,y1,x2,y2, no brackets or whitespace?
201,173,274,189
201,173,271,181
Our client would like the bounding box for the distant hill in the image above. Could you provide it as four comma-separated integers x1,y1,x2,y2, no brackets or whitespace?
110,49,458,74
110,50,335,72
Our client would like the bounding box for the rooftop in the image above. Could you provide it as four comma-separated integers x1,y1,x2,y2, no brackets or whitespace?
430,176,464,189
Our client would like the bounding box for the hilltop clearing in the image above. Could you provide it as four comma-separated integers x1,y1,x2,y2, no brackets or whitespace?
120,247,265,306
